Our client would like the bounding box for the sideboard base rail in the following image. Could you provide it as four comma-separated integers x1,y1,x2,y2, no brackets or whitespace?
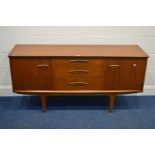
14,90,142,112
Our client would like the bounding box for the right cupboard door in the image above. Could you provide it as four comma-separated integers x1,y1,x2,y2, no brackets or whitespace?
104,58,147,90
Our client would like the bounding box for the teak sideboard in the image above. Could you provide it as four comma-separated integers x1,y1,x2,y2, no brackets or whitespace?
9,45,148,112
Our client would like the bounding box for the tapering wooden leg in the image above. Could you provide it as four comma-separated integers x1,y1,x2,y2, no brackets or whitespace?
41,95,47,112
109,95,115,113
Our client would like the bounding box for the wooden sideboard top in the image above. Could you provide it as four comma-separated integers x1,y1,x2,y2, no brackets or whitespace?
9,45,148,58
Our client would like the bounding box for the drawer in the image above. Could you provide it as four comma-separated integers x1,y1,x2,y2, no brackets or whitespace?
53,58,104,68
54,78,104,90
53,66,104,77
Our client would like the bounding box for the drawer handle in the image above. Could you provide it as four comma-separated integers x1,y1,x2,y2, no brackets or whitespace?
70,60,89,63
37,64,49,67
69,82,88,86
109,65,120,68
70,70,88,73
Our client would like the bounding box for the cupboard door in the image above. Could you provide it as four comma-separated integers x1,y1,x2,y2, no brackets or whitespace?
10,58,53,90
104,59,120,90
120,59,146,90
104,58,146,90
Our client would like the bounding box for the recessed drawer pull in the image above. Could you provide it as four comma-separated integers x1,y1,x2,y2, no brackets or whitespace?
70,70,88,73
69,82,88,86
37,64,49,67
70,60,89,63
109,65,120,68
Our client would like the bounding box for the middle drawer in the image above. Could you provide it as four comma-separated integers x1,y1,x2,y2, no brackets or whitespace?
53,58,105,78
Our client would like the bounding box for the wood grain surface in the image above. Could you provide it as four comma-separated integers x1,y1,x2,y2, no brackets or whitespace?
9,45,148,57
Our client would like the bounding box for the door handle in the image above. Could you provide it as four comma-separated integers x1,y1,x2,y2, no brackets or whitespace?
70,60,89,63
69,82,88,86
109,65,120,68
70,70,88,73
37,64,49,67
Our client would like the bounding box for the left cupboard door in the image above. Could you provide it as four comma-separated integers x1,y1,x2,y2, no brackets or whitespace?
10,58,53,91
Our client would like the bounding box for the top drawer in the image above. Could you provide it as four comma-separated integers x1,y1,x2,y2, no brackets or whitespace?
53,58,104,68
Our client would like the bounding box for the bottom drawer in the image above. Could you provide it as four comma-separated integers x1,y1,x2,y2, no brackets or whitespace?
54,78,104,90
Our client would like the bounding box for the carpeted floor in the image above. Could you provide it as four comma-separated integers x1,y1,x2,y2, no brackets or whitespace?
0,96,155,129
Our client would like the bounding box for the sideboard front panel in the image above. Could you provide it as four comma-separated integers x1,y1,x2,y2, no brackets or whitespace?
10,57,147,92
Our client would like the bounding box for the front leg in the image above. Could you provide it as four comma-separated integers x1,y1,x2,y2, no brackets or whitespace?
41,95,47,112
109,94,115,113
